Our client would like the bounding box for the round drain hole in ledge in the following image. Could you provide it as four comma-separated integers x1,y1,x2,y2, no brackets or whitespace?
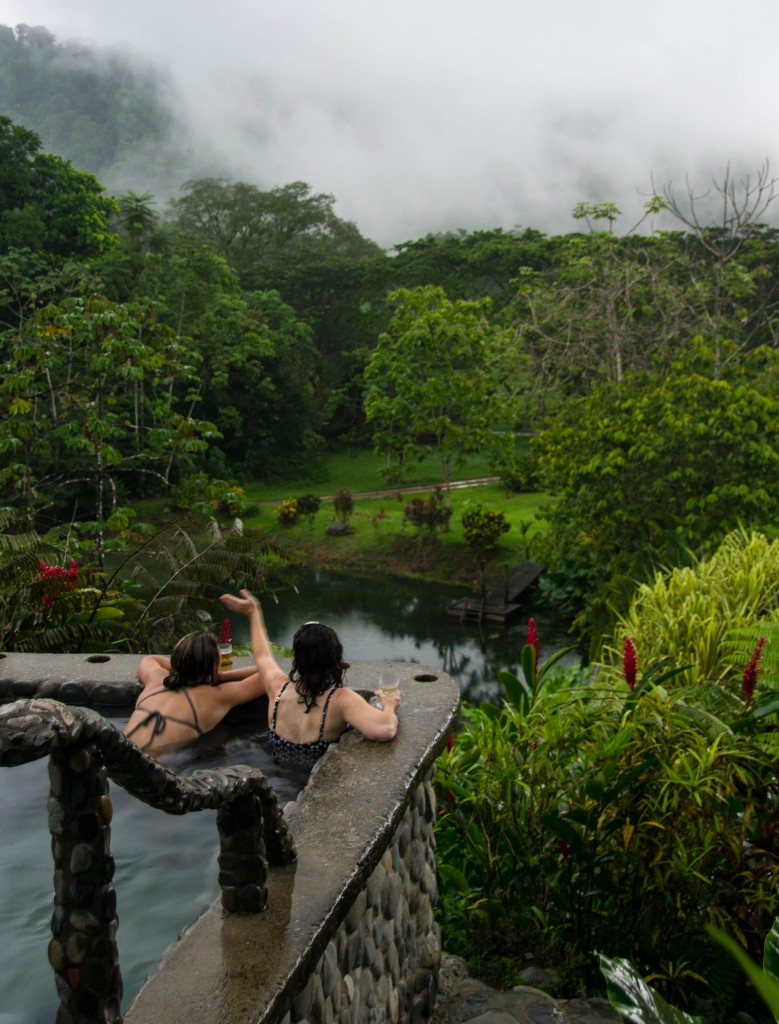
86,655,111,663
414,673,438,682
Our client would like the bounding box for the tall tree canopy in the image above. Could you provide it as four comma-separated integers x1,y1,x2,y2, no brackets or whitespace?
0,115,116,258
364,285,504,499
535,342,779,648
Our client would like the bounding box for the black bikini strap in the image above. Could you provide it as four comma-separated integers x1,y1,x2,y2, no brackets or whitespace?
272,681,291,729
318,687,337,740
180,686,203,737
125,710,167,747
135,687,167,708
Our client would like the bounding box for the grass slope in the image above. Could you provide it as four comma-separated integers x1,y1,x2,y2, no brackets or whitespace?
240,447,552,589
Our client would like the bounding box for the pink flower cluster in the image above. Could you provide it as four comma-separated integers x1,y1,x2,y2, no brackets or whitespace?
37,561,79,608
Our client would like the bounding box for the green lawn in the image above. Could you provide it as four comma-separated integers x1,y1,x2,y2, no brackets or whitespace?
244,444,497,502
134,442,551,590
243,465,552,589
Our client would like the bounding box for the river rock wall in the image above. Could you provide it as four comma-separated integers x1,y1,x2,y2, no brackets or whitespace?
283,775,439,1024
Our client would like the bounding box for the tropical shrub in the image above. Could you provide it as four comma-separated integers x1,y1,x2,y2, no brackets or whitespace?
434,629,779,1012
334,488,353,524
0,510,133,651
403,488,452,538
277,497,299,526
461,503,511,551
170,473,248,517
600,529,779,686
600,919,779,1023
0,509,291,652
296,493,322,528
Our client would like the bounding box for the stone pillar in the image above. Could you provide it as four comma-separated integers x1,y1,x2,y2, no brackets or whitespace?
217,792,269,914
47,742,123,1024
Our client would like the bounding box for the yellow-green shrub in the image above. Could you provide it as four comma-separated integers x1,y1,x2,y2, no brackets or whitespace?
600,529,779,686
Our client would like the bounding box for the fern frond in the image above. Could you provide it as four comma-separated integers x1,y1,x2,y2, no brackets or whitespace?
752,733,779,757
724,624,779,689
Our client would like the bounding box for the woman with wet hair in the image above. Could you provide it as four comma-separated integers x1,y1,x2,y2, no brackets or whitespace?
124,628,265,754
220,589,400,765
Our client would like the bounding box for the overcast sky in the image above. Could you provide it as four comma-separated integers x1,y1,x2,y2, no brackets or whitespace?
2,0,777,245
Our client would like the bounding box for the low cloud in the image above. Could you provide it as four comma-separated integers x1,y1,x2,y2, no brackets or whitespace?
5,0,779,245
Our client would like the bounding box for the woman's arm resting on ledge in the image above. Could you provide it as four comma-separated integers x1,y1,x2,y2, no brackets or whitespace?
337,688,400,742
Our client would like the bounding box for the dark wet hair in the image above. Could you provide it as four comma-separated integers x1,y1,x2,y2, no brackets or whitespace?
289,621,347,712
163,631,220,690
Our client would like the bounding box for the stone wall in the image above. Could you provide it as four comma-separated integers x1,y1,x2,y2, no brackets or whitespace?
284,775,439,1024
0,653,460,1024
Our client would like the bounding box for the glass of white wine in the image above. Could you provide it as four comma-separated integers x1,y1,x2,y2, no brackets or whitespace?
377,672,400,705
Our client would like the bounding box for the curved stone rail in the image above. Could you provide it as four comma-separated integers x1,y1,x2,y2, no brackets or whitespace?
0,698,296,1024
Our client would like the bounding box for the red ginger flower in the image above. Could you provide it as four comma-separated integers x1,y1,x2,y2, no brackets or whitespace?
526,617,540,668
741,636,766,704
623,636,637,692
37,561,79,608
556,838,571,860
220,618,231,644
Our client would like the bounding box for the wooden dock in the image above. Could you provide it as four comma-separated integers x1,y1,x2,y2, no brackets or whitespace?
447,561,545,623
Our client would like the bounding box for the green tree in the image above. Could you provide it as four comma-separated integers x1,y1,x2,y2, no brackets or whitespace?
192,289,320,479
0,115,40,213
536,345,779,648
364,286,503,502
389,227,559,310
0,115,117,259
654,164,779,377
168,177,384,431
23,152,117,257
461,502,511,601
0,293,215,563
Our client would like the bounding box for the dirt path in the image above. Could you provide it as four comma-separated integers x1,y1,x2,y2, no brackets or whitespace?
263,477,499,504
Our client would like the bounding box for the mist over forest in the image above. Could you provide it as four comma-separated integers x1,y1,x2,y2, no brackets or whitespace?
0,23,233,215
4,17,777,249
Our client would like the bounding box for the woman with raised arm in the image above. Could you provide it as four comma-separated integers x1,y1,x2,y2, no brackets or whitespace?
124,631,264,754
219,588,400,765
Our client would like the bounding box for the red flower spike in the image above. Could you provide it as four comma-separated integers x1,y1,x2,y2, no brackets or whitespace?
623,636,637,692
220,618,231,644
446,732,455,752
741,636,766,705
556,838,571,860
526,618,540,668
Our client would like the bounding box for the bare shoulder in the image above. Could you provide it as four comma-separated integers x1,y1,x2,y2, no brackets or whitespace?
331,686,367,707
136,655,167,688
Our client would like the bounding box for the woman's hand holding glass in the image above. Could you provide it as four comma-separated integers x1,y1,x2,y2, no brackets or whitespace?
376,672,401,712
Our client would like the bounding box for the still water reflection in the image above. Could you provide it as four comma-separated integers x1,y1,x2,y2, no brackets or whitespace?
235,568,580,704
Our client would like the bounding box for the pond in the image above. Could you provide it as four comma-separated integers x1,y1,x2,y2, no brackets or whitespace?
244,567,580,704
0,568,578,1022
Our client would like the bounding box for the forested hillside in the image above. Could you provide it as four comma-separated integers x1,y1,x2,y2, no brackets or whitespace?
0,22,217,200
